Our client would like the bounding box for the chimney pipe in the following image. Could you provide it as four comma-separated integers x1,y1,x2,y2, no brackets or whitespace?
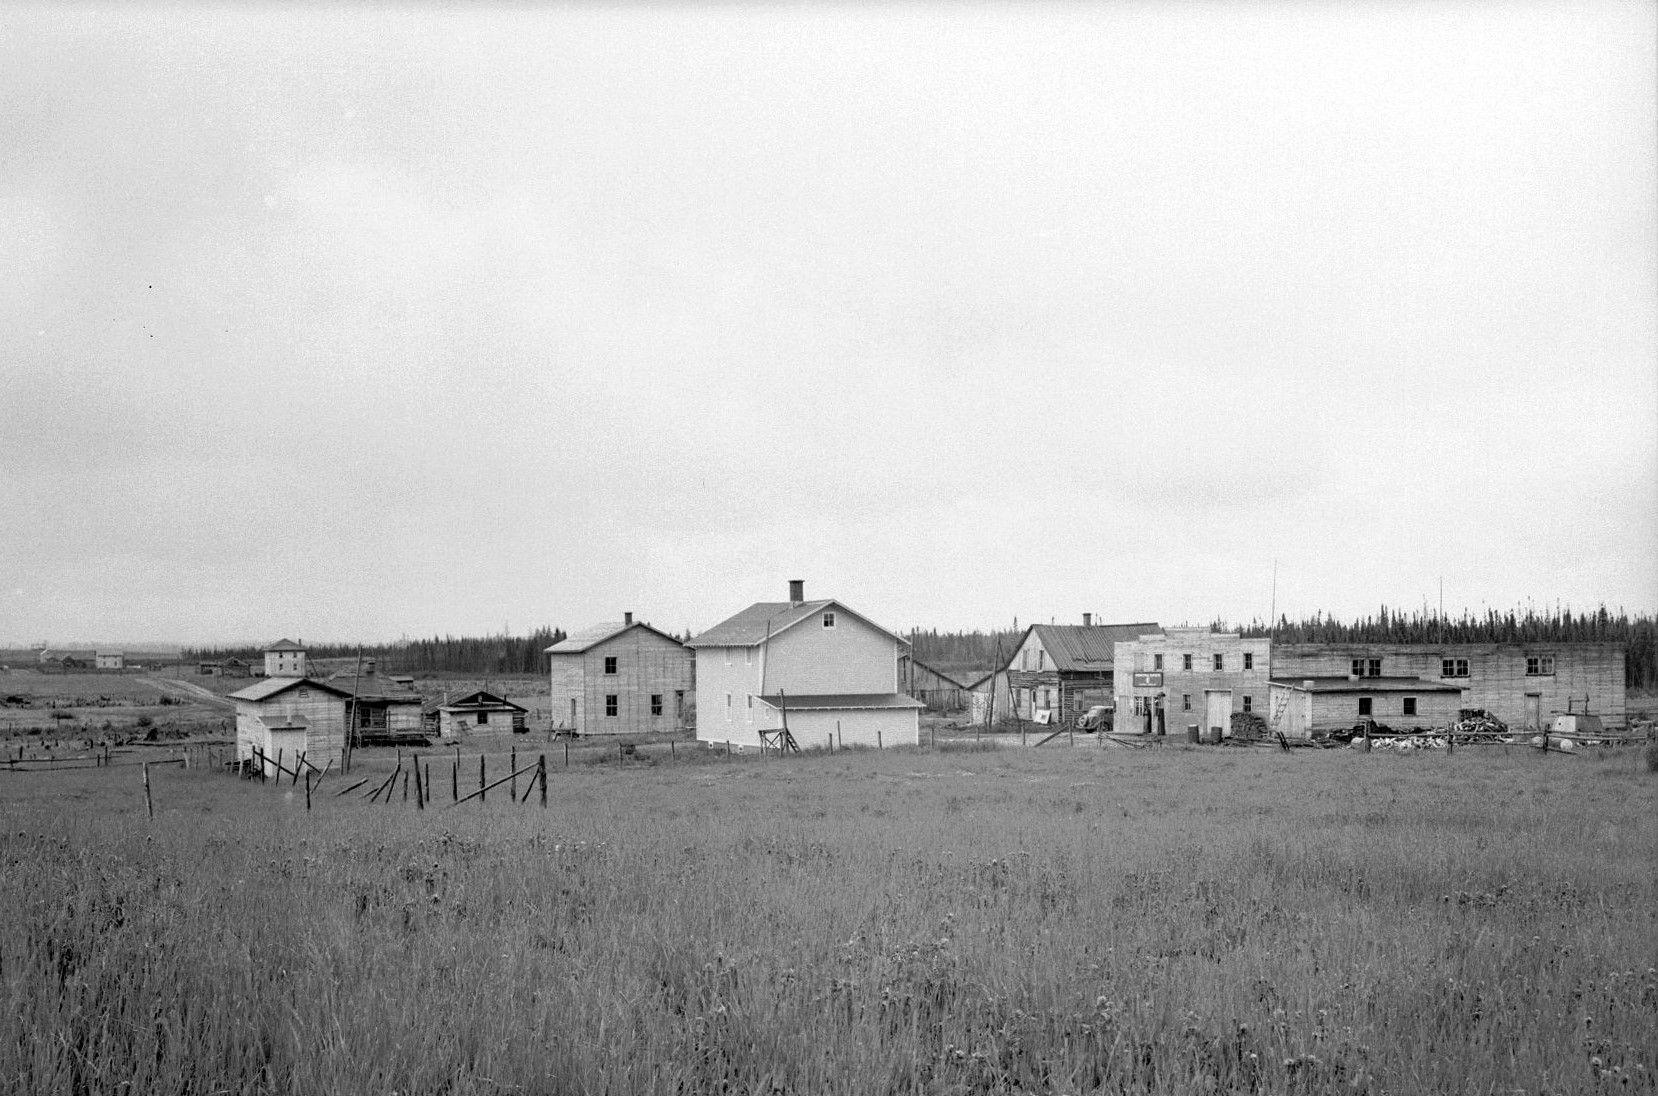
624,611,633,626
788,579,804,604
1082,612,1092,627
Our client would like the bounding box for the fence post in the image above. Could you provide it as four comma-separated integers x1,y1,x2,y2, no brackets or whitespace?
564,741,569,768
670,740,675,760
414,761,424,810
143,762,153,820
304,770,312,812
878,731,883,750
479,754,487,803
451,758,458,801
510,746,517,802
837,722,842,749
539,754,547,807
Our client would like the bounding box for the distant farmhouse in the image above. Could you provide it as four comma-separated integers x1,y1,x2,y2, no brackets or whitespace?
545,614,693,736
95,651,124,671
687,580,923,750
972,619,1159,726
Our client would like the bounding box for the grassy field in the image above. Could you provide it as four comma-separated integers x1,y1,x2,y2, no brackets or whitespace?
2,742,1654,1095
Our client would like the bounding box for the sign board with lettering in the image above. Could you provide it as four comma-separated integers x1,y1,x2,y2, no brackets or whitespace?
1131,672,1163,688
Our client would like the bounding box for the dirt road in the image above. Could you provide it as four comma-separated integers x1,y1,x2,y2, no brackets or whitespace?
145,677,235,709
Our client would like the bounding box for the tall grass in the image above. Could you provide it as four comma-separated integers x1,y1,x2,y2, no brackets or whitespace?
2,745,1654,1094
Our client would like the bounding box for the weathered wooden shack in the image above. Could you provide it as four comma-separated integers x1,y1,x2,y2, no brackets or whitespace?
438,689,529,739
1267,676,1464,739
328,664,423,742
228,676,354,775
1113,627,1272,737
546,614,694,736
897,655,970,711
1271,643,1626,730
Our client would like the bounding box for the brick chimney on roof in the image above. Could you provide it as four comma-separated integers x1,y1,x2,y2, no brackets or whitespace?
625,612,633,626
788,579,804,605
1083,613,1092,626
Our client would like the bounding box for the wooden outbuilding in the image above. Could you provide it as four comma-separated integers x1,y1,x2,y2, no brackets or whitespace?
438,689,529,739
228,676,355,775
973,619,1160,727
1267,676,1463,739
897,655,970,712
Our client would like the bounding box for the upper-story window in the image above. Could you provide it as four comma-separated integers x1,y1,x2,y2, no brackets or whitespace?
1526,655,1555,676
1442,658,1469,678
1038,650,1046,671
745,647,752,665
1243,652,1253,670
1213,653,1224,671
1182,654,1193,671
604,656,618,675
1352,658,1382,678
823,612,836,629
1154,654,1164,671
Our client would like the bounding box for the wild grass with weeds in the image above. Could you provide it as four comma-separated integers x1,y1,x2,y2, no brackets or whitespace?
1,744,1653,1094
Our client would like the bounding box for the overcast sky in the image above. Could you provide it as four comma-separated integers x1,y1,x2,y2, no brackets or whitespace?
3,1,1654,647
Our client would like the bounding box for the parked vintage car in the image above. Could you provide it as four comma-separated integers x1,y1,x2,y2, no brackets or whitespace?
1075,705,1113,732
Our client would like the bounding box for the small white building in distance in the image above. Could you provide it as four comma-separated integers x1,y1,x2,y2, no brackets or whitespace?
95,651,124,670
687,580,923,751
263,639,307,678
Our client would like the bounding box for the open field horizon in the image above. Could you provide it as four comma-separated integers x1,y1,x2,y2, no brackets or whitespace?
3,741,1654,1095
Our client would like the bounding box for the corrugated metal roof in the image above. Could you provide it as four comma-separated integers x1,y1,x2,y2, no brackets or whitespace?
757,693,927,710
228,677,354,702
546,621,684,654
688,599,909,648
1031,623,1161,671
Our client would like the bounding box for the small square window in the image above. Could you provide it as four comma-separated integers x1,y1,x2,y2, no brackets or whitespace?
1182,694,1192,711
823,612,836,628
605,694,618,717
1182,654,1192,671
651,694,662,716
1358,697,1373,717
1213,653,1224,671
1403,697,1417,717
1243,653,1253,670
1153,654,1164,671
477,710,489,725
1369,659,1382,677
604,656,617,675
1242,695,1252,713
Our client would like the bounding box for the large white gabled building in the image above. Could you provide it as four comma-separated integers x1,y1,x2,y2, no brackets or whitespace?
687,580,923,750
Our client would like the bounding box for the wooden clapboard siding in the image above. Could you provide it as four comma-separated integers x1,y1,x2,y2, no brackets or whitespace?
1272,643,1626,728
559,628,692,737
234,686,347,769
762,610,898,694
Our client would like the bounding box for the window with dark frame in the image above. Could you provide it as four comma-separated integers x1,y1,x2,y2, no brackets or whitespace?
604,656,617,675
823,612,836,628
1182,654,1193,671
1403,697,1417,717
1441,658,1469,678
605,694,618,717
651,694,662,716
477,710,489,725
1154,654,1164,671
1526,655,1555,676
1243,652,1253,670
1182,694,1192,711
1213,653,1224,671
1369,658,1382,677
1243,695,1253,713
1358,697,1373,717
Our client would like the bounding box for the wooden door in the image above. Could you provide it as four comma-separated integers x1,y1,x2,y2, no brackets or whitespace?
1204,690,1233,739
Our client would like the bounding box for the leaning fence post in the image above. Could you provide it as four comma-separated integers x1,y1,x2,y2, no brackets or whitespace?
479,754,486,803
451,758,458,801
539,755,547,807
143,762,154,820
510,746,517,802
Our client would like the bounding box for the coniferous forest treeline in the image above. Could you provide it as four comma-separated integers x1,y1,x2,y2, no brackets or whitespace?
185,607,1656,690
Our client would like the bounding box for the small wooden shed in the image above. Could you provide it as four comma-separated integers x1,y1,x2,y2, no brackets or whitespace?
438,690,529,740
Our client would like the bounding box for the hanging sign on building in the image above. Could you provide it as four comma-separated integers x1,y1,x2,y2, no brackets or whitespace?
1132,672,1163,688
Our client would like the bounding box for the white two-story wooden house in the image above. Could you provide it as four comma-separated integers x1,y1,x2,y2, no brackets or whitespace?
545,614,694,736
687,580,923,750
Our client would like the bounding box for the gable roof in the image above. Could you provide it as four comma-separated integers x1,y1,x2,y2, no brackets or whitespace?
326,672,420,702
545,621,685,654
1023,623,1162,671
264,638,305,652
687,599,909,649
228,676,355,703
440,689,528,713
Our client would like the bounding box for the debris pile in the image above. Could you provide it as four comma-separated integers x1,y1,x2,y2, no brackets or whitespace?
1450,710,1508,739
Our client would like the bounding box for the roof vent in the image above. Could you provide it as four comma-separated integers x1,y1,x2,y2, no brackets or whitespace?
788,579,804,605
1082,612,1092,627
625,611,633,626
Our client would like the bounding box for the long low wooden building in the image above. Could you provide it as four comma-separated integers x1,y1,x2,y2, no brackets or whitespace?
1270,642,1626,730
1268,676,1464,739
